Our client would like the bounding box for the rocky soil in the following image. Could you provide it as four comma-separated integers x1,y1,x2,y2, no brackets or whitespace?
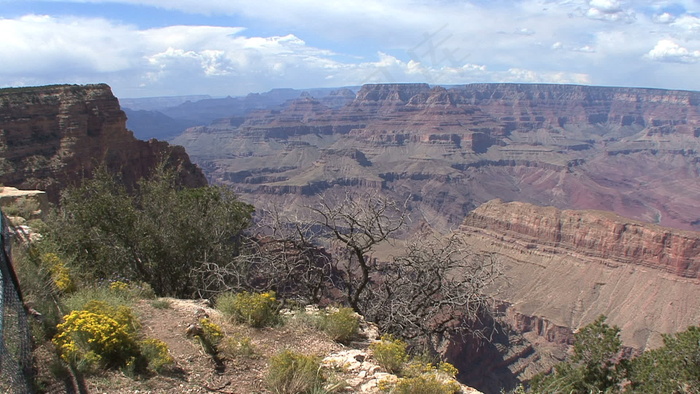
35,299,481,394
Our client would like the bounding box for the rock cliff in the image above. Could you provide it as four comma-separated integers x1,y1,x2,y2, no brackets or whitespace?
173,83,700,232
456,199,700,353
431,199,700,391
463,199,700,279
0,84,206,201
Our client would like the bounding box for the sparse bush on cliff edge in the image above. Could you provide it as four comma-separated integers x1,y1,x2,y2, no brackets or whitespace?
317,307,360,344
370,335,408,374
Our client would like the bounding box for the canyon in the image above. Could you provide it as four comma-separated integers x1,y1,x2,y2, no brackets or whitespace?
173,83,700,233
447,199,700,390
0,84,206,202
2,83,700,392
170,82,700,391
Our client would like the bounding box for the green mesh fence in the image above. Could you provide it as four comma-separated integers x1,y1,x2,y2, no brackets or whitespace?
0,211,33,393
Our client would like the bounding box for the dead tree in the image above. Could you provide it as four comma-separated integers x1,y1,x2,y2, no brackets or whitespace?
366,233,501,343
307,192,408,313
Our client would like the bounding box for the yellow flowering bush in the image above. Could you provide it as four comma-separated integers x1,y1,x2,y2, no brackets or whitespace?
370,335,408,374
83,300,140,333
139,338,174,372
217,291,279,328
390,374,461,394
52,309,139,372
199,318,224,347
109,280,129,292
188,318,224,356
42,253,75,293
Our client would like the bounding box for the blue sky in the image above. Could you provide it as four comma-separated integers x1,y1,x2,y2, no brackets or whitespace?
2,0,700,98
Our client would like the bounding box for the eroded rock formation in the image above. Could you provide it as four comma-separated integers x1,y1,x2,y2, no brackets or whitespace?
427,199,700,392
450,199,700,380
464,199,700,279
173,83,700,232
0,84,206,201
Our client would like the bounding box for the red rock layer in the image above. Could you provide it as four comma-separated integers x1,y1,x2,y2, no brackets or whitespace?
461,199,700,279
0,84,206,201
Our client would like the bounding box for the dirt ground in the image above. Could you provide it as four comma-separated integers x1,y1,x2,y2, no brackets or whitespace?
36,298,345,394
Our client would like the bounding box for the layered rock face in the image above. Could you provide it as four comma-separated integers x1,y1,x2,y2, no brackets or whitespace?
459,199,700,350
437,199,700,391
173,83,700,232
465,199,700,279
0,84,206,201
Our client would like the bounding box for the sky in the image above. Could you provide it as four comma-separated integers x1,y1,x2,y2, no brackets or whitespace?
1,0,700,98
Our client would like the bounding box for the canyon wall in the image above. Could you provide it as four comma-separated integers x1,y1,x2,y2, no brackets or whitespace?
458,199,700,351
0,84,206,201
437,199,700,391
173,83,700,232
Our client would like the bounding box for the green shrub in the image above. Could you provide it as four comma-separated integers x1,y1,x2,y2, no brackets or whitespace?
217,291,279,328
139,338,175,373
370,335,408,374
267,349,323,394
318,307,359,344
199,318,224,347
2,196,40,219
63,286,134,313
390,374,461,394
219,335,257,359
190,318,225,356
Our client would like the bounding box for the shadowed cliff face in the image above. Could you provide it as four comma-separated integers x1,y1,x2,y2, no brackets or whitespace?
0,84,206,201
173,83,700,232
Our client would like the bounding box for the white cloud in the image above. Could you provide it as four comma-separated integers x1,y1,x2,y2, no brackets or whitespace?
654,12,675,24
584,0,635,22
501,68,591,84
670,15,700,37
647,39,700,63
3,0,700,95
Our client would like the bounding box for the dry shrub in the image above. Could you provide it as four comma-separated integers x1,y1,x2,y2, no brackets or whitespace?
267,349,323,394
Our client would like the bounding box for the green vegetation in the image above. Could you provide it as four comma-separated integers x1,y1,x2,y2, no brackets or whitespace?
372,340,462,394
195,317,225,356
139,338,175,373
626,326,700,393
266,349,324,394
44,165,253,297
217,291,279,328
530,316,625,393
149,298,172,309
370,335,409,374
219,334,258,359
389,374,461,394
316,307,360,344
2,196,40,219
529,316,700,393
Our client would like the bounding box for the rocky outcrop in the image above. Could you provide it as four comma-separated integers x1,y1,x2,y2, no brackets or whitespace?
0,84,206,201
0,186,49,220
173,83,700,232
